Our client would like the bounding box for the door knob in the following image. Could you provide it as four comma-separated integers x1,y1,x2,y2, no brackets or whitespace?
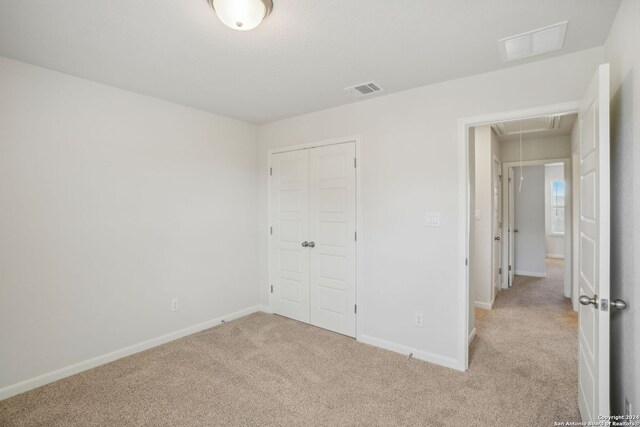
494,236,501,241
301,241,309,247
307,241,315,248
611,299,628,310
579,294,599,309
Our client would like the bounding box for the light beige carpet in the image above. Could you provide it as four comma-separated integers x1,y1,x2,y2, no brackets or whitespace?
1,260,578,426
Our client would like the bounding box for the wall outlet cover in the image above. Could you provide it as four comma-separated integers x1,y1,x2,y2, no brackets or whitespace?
414,312,424,327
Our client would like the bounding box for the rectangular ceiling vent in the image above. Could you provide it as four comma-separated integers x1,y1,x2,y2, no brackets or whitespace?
498,21,568,62
345,82,384,97
492,115,562,136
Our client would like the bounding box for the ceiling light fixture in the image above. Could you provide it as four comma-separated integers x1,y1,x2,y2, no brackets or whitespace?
208,0,273,31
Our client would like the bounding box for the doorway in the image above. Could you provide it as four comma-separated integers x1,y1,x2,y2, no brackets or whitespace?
461,64,612,422
466,113,579,375
504,158,572,291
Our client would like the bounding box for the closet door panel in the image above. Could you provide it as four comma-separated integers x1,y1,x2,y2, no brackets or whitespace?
309,142,357,337
270,150,310,323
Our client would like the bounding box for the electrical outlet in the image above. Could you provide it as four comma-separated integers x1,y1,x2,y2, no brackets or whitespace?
171,298,179,312
414,312,424,328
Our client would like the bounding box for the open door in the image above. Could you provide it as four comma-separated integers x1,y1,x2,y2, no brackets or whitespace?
577,63,610,421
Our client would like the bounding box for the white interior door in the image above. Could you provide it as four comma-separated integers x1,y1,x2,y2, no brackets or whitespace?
577,63,610,422
270,150,310,323
508,167,515,286
492,157,502,296
309,142,357,337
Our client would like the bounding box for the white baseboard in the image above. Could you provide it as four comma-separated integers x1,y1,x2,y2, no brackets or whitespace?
357,334,461,371
257,304,273,314
468,328,477,346
546,254,565,259
515,270,546,278
0,305,264,401
474,301,492,310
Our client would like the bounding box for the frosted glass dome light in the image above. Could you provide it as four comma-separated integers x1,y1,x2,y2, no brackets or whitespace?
209,0,273,31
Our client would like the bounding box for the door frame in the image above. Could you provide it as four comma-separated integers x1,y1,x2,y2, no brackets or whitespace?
491,155,502,303
267,135,362,339
458,101,580,371
501,158,572,291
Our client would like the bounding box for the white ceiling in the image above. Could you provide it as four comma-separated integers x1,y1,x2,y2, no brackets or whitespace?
0,0,620,124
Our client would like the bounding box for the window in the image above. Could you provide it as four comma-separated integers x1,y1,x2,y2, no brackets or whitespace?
550,180,565,235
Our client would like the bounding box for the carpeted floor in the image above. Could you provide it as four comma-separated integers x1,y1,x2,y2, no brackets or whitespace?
1,259,578,426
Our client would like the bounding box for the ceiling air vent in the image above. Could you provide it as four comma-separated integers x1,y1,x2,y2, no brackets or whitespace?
345,82,384,97
498,21,568,62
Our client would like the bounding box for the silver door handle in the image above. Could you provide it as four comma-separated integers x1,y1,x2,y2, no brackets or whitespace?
514,229,519,233
579,294,599,309
301,241,309,247
611,299,627,310
494,236,501,241
308,241,315,248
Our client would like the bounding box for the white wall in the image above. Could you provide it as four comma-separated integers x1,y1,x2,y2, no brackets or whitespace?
0,57,259,394
544,164,565,258
257,47,604,368
513,166,546,277
471,126,500,309
501,135,571,162
605,0,640,416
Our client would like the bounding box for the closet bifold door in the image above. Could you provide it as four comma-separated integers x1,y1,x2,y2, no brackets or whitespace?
309,142,357,337
270,149,310,323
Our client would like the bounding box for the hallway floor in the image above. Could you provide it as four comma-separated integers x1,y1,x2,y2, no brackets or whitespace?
472,257,579,421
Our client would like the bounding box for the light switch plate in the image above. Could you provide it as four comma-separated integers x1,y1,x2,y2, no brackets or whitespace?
425,212,440,227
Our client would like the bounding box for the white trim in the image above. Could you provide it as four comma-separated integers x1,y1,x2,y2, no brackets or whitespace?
267,135,362,340
468,328,477,346
546,253,565,259
358,334,460,371
459,101,580,372
515,270,547,278
0,305,265,401
257,304,273,314
474,290,496,310
474,301,493,310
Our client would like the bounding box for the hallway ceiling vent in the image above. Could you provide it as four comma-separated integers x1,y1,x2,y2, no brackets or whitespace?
492,115,562,136
345,82,384,97
498,21,568,62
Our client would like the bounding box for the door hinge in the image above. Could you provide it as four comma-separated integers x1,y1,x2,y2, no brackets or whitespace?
270,285,273,293
354,231,357,241
499,267,502,275
354,304,357,314
270,226,273,235
465,258,468,266
508,265,512,271
354,158,357,168
269,167,272,176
